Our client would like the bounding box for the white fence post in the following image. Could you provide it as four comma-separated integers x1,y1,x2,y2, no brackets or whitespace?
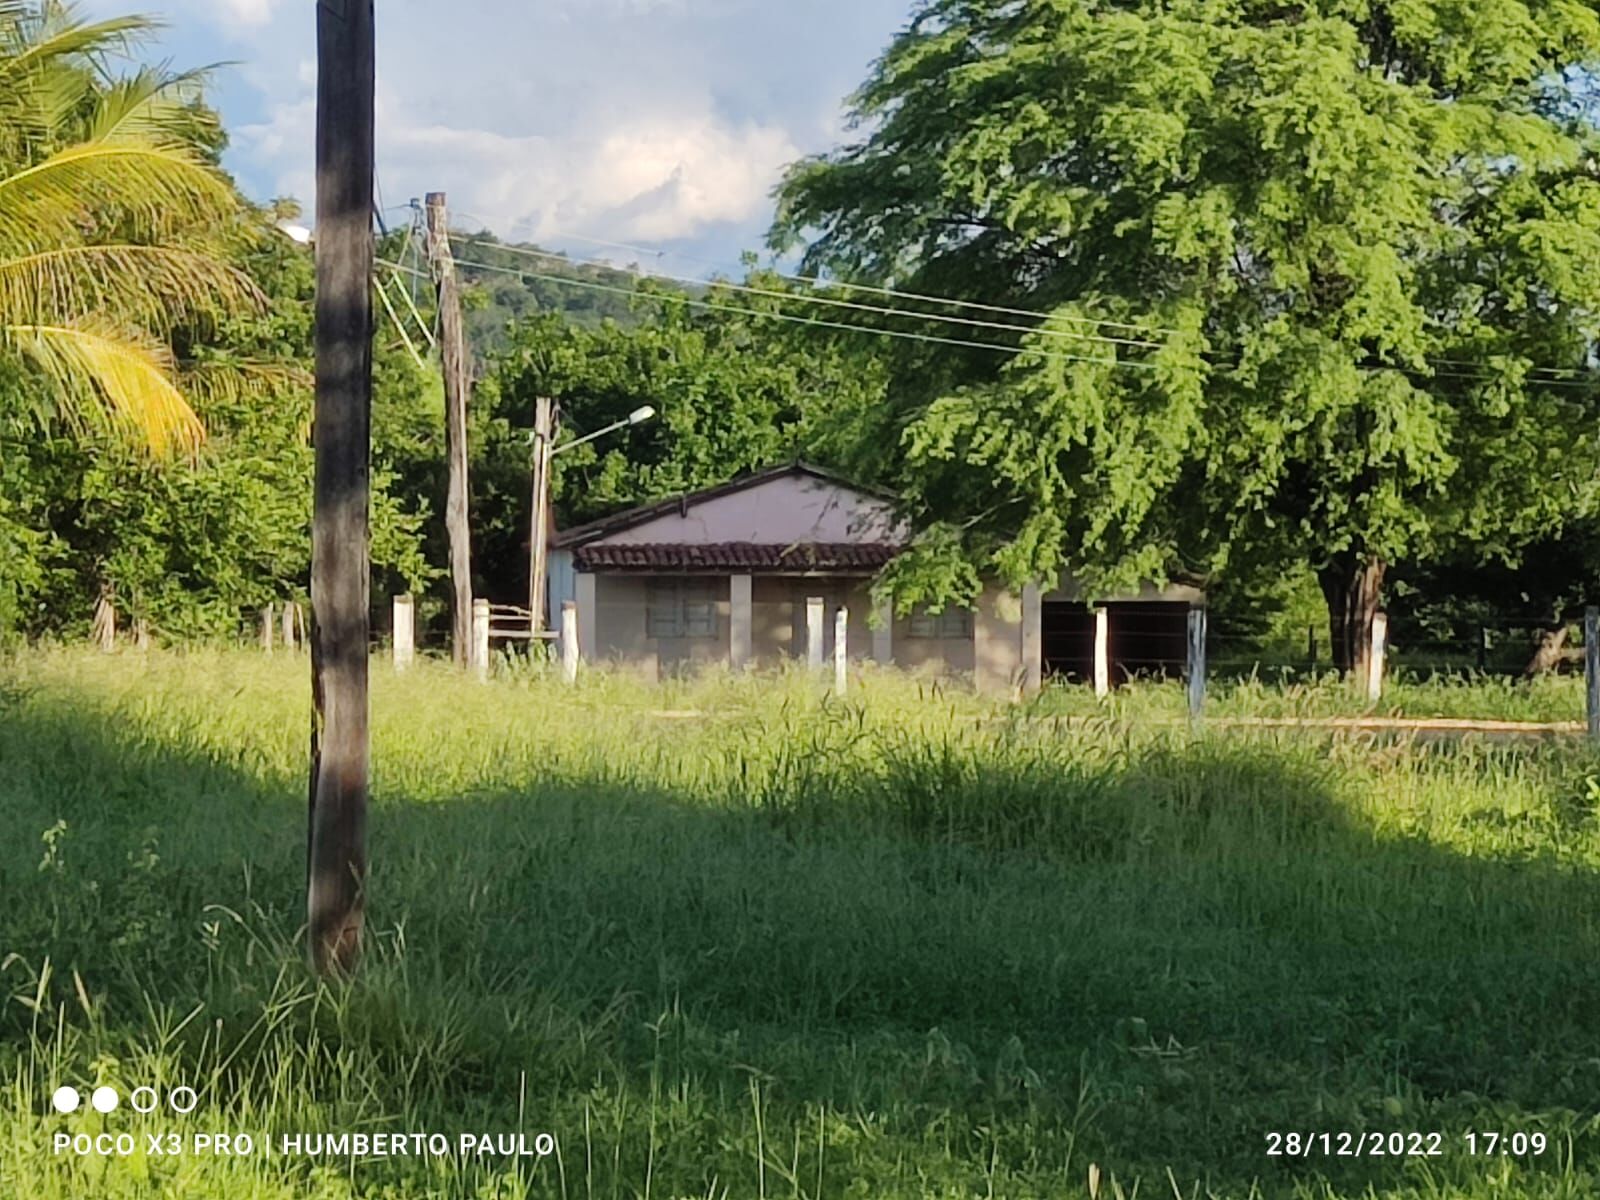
260,604,275,654
1366,611,1388,703
562,600,580,685
834,606,849,694
806,597,826,669
1093,606,1110,698
1187,607,1207,724
472,598,491,682
393,594,415,671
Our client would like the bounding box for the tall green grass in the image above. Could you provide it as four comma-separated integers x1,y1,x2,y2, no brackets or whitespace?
3,648,1600,1199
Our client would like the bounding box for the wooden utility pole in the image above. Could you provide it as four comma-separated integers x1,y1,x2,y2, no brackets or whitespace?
528,396,556,634
309,0,374,978
425,191,474,667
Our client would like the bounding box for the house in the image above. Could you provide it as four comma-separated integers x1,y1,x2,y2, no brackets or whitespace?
547,463,1203,690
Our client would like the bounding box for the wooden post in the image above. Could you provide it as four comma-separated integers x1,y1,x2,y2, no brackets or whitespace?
806,597,825,669
1307,625,1317,675
91,594,115,652
282,602,298,652
133,617,150,652
425,191,474,668
562,600,580,685
1092,606,1110,698
1477,625,1489,673
1366,610,1388,703
1586,607,1600,742
260,604,275,653
1187,607,1207,723
833,606,849,693
472,599,491,681
308,0,374,979
392,594,415,670
528,396,555,636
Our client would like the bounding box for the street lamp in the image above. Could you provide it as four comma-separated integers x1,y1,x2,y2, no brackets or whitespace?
528,401,657,634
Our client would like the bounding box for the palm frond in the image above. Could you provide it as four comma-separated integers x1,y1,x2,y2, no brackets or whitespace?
0,243,263,332
0,140,239,255
7,319,201,455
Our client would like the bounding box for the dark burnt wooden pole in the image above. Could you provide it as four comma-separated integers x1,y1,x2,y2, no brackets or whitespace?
309,0,374,977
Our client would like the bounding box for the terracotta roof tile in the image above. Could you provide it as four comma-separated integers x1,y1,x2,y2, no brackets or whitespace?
574,542,899,573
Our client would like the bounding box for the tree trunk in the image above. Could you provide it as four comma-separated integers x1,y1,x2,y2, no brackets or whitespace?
1317,554,1385,679
1524,625,1570,677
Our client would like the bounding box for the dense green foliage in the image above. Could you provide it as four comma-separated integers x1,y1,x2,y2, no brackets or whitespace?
773,0,1600,661
6,650,1600,1198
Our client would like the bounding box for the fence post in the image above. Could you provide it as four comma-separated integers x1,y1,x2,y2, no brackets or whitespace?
834,606,849,694
1187,607,1207,724
260,604,275,654
472,599,490,682
1476,625,1488,673
282,602,298,652
562,600,580,685
1093,606,1111,698
1307,625,1318,676
92,593,116,652
806,597,826,669
393,594,415,671
1587,607,1599,742
1366,611,1388,703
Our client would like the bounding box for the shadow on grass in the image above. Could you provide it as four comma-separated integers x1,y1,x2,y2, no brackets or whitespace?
5,685,1600,1198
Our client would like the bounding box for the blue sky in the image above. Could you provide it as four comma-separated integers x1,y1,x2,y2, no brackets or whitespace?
78,0,917,272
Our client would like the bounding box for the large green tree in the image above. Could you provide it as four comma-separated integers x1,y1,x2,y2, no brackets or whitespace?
774,0,1600,672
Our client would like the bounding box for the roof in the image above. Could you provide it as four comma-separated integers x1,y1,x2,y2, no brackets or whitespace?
553,462,898,549
573,541,899,574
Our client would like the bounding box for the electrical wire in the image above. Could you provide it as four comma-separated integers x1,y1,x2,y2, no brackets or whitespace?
379,256,1159,371
449,233,1168,353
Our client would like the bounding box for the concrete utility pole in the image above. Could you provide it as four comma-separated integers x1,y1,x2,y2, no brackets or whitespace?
425,191,474,667
309,0,374,978
528,396,556,634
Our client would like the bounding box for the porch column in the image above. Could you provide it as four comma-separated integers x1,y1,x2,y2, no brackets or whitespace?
1021,583,1043,696
805,596,826,668
730,573,753,670
872,597,894,664
576,572,597,663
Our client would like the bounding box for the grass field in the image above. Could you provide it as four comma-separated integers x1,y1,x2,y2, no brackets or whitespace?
4,648,1600,1199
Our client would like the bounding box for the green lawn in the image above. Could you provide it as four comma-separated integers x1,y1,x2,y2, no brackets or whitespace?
3,648,1600,1199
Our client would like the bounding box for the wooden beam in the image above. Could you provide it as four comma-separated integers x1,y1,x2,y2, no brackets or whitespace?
425,191,474,667
309,0,374,979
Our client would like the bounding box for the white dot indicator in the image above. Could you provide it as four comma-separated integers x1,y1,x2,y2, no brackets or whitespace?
51,1086,80,1114
91,1086,119,1113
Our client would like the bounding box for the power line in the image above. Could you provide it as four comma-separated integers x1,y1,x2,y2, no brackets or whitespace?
452,211,1595,385
451,209,1183,338
379,255,1160,372
449,233,1168,353
382,252,1598,391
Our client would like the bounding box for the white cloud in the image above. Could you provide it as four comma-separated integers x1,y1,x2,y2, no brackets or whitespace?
220,0,278,27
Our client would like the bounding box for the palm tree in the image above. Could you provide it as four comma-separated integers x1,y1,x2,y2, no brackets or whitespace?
0,2,259,456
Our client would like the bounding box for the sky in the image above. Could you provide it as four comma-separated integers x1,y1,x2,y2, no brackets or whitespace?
78,0,917,272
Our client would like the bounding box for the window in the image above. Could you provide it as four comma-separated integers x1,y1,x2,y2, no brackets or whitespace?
907,605,974,639
646,579,718,638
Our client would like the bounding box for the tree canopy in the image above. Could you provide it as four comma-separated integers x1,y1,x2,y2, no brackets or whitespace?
774,0,1600,667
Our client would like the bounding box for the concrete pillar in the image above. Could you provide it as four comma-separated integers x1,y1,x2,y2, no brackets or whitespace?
834,606,849,693
576,572,597,663
730,573,753,671
393,594,415,670
472,598,490,682
805,596,826,668
1021,583,1042,696
872,598,894,664
562,601,580,684
1093,606,1111,698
